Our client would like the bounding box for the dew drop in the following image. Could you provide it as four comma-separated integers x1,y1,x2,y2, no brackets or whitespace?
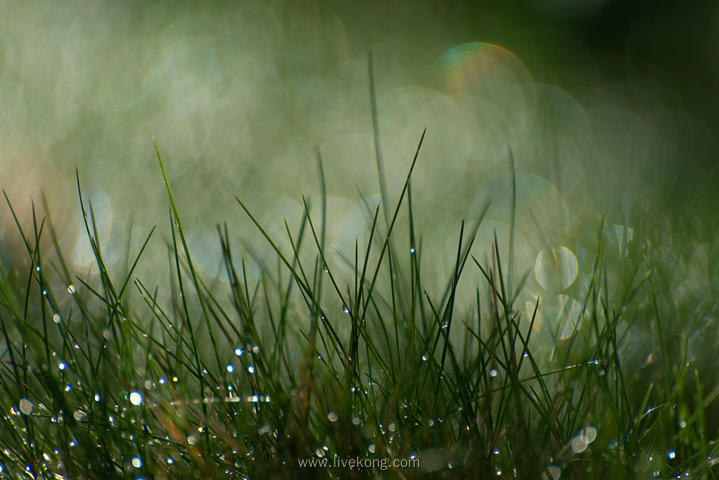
129,391,143,406
187,435,197,446
581,425,598,443
19,398,33,416
421,353,428,362
226,364,234,373
234,347,244,357
489,368,498,378
368,443,376,454
131,456,142,468
410,247,416,254
569,426,597,454
247,365,255,374
327,411,338,422
570,434,589,453
542,465,562,480
52,313,61,324
67,284,76,295
94,393,101,402
668,450,676,460
342,306,350,314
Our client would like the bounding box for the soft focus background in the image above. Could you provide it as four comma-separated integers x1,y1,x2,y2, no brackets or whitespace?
1,0,718,358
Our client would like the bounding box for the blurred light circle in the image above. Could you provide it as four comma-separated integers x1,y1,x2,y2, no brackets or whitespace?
440,42,536,145
556,294,582,340
378,86,472,200
534,246,578,291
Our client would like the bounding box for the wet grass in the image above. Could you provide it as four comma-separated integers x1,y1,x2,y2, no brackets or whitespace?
1,66,719,480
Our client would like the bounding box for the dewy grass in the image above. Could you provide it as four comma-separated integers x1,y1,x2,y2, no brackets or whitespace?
1,68,718,480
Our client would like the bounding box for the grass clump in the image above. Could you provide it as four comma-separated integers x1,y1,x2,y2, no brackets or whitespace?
1,69,718,480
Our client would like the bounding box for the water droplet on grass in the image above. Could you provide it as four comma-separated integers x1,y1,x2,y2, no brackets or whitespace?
52,313,61,324
67,284,76,295
327,411,338,422
226,364,234,373
668,450,676,460
132,456,142,468
19,398,33,415
542,465,562,480
129,391,143,406
569,425,597,453
234,347,244,357
489,368,498,378
368,443,376,454
247,365,255,374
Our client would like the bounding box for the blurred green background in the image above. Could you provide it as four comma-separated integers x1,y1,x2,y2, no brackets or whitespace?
1,0,717,327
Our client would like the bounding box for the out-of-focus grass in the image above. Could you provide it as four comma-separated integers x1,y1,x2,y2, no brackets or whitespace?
1,63,719,480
